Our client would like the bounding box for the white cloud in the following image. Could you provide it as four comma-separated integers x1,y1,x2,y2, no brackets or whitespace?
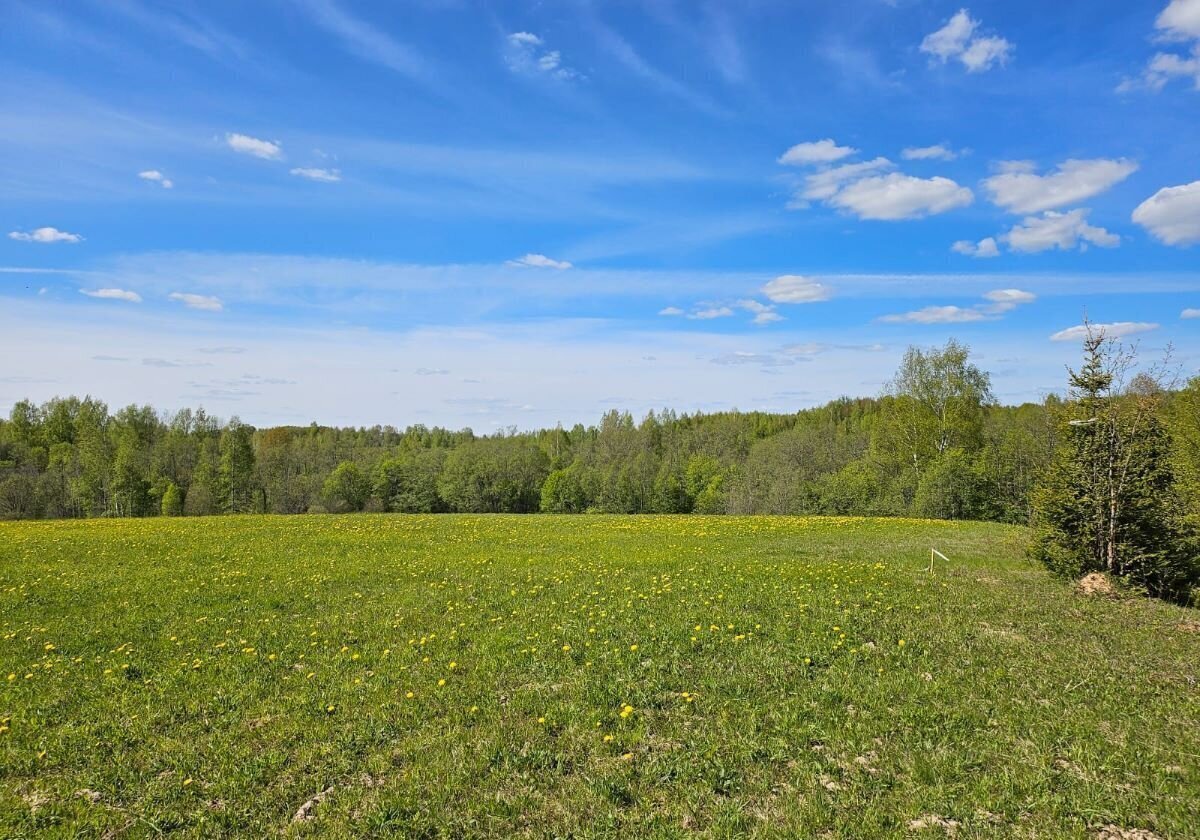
1182,308,1200,318
983,288,1037,308
1132,180,1200,246
506,31,578,80
1119,2,1200,92
902,145,959,161
737,299,784,325
226,132,282,160
959,36,1012,72
1050,322,1159,342
169,292,223,312
1003,209,1119,253
920,9,1012,73
688,306,735,320
1158,0,1200,39
983,159,1138,214
880,288,1036,323
506,253,573,270
798,157,893,202
80,288,141,303
138,170,173,189
290,167,342,182
880,305,987,324
920,9,977,60
8,226,83,244
778,139,857,166
658,306,684,316
951,236,1000,258
829,173,973,220
761,275,831,304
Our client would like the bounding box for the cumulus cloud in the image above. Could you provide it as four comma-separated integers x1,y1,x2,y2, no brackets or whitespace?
1181,307,1200,318
828,173,973,220
761,275,831,304
226,132,282,160
951,236,1000,258
1050,322,1159,342
1132,180,1200,245
8,226,83,243
983,159,1138,214
658,306,684,316
1158,0,1200,39
1003,209,1119,253
796,157,893,203
778,138,858,165
1120,1,1200,91
902,144,959,161
780,143,970,220
505,31,579,80
506,253,573,269
920,9,1013,73
290,167,341,182
138,170,173,189
736,299,784,325
168,292,224,312
880,288,1035,324
80,288,141,303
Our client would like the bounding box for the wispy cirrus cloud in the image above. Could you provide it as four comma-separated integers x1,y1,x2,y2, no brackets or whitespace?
296,0,431,82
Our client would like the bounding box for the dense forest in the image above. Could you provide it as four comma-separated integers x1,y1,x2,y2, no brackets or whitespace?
2,340,1199,530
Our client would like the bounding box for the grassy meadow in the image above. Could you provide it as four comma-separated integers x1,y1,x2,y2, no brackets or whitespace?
1,515,1198,838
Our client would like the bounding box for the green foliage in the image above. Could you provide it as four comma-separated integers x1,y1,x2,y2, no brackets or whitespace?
161,481,184,517
437,438,549,513
1029,332,1200,602
14,336,1175,527
913,450,992,520
322,461,371,513
218,421,256,514
373,449,446,513
874,339,993,479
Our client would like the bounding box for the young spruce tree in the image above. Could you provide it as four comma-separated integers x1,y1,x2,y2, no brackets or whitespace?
1029,327,1199,602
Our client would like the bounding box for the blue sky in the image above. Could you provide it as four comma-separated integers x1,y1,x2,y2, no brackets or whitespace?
2,0,1198,429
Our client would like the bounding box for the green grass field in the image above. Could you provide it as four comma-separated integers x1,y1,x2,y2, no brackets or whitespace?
1,515,1197,838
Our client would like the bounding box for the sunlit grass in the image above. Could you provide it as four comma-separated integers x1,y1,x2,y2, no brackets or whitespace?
1,515,1197,837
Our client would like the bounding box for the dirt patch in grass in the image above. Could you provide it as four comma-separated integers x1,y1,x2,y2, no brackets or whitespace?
1076,573,1120,599
292,786,335,823
908,813,959,834
1093,826,1163,840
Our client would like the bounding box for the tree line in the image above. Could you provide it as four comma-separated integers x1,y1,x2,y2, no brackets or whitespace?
2,339,1198,582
